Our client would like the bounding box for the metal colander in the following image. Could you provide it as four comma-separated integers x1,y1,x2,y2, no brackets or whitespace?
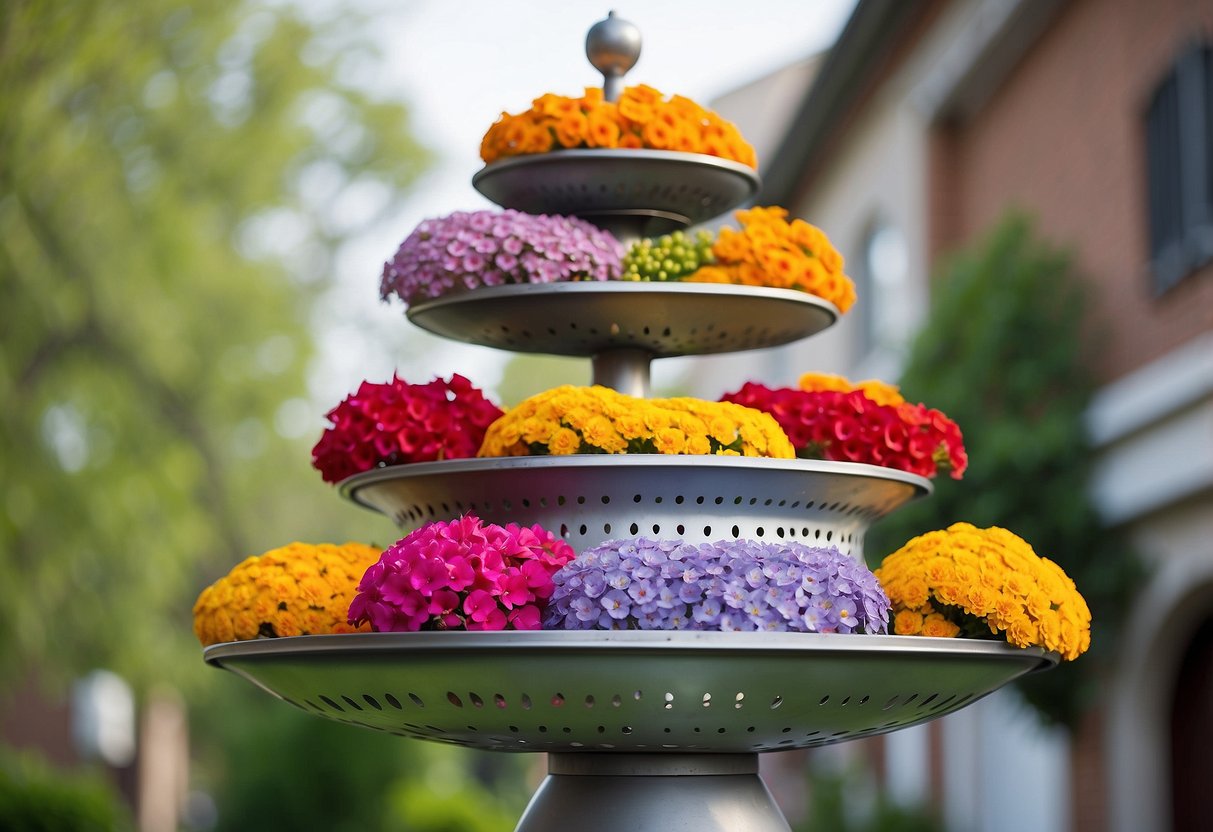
471,149,761,235
406,283,837,359
339,456,931,561
205,631,1053,754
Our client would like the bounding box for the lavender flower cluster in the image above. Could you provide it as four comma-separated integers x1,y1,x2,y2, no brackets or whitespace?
543,537,890,634
380,208,624,306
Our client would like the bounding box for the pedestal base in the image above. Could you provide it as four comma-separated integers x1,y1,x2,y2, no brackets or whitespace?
516,753,790,832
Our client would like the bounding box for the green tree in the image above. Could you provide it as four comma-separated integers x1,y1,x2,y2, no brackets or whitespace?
0,1,426,688
0,748,133,832
868,214,1141,726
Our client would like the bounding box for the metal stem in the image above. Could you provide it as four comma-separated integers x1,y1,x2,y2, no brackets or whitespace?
591,348,652,397
516,753,791,832
603,74,623,103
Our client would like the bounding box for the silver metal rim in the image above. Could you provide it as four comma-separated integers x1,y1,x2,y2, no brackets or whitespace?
337,455,931,559
204,630,1053,664
339,454,930,500
472,149,761,229
204,630,1054,753
404,281,839,359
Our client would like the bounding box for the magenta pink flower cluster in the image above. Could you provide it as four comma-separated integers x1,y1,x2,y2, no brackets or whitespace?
380,208,624,306
348,515,576,632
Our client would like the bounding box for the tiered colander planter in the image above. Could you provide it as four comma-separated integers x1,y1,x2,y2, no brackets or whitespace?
204,13,1056,831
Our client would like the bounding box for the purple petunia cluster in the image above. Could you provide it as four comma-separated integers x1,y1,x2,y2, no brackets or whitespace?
543,537,890,634
380,209,624,306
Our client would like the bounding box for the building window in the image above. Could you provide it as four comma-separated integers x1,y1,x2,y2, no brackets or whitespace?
855,221,912,374
1145,42,1213,294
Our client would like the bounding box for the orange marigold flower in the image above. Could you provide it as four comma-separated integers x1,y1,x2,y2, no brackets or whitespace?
555,111,589,148
586,109,621,148
480,85,755,167
580,86,605,109
642,119,675,149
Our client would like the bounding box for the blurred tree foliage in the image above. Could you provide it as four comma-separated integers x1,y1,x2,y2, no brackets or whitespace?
868,215,1142,727
200,684,527,832
0,748,133,832
795,759,942,832
0,0,425,689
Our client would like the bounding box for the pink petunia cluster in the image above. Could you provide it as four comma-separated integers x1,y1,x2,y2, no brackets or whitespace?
311,374,503,484
347,515,576,632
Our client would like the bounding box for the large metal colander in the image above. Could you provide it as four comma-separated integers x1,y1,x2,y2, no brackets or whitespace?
205,630,1053,754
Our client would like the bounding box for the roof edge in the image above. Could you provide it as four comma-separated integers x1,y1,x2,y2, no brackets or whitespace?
759,0,929,207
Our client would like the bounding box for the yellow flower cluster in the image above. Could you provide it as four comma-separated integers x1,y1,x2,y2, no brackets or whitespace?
688,207,856,313
478,385,795,459
480,85,757,168
798,372,905,407
193,542,380,647
875,523,1091,661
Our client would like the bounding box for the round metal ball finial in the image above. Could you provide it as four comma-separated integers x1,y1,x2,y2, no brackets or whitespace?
586,11,641,102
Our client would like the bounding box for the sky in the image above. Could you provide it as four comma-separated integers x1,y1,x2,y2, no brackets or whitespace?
306,0,857,418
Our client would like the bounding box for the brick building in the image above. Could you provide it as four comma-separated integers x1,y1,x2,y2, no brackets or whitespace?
704,1,1213,829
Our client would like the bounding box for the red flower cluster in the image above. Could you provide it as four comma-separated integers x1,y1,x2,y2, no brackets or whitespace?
721,383,968,479
312,374,503,484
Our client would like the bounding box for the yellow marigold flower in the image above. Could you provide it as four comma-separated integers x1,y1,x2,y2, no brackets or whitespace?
901,577,930,608
797,373,905,407
894,609,924,635
707,414,738,445
643,407,672,432
478,386,795,460
614,412,648,441
920,615,960,638
797,373,853,394
193,542,379,646
564,407,594,431
273,610,302,638
875,522,1091,660
582,415,625,453
854,380,904,407
548,427,581,455
653,427,686,454
521,416,554,445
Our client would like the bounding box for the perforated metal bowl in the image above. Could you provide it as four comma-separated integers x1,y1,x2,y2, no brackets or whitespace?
406,282,837,358
472,149,760,236
340,456,930,561
205,631,1053,753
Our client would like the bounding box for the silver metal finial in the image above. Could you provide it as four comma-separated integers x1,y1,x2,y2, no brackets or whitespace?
586,11,641,102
